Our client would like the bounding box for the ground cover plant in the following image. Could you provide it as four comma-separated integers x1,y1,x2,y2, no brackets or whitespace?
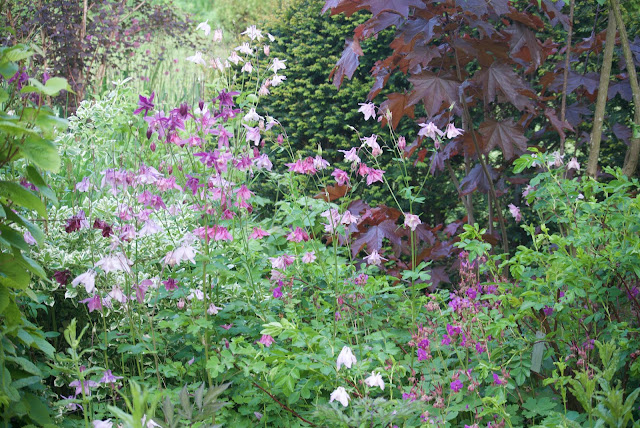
1,0,640,427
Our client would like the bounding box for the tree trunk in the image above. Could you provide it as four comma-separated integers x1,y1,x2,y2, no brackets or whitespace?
611,0,640,176
559,0,575,156
586,8,616,178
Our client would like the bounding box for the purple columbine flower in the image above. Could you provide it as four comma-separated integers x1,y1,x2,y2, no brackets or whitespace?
80,295,103,313
134,92,155,117
215,90,239,107
100,370,123,385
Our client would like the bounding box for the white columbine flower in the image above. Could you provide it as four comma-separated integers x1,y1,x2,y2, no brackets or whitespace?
195,20,211,36
270,58,286,73
336,346,357,370
241,25,263,41
329,386,350,407
186,51,206,66
364,372,385,390
72,270,97,294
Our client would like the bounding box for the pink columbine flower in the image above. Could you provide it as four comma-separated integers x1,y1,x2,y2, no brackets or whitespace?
418,122,444,140
287,227,310,243
397,136,406,151
366,168,385,185
249,227,270,239
332,168,349,186
207,303,223,315
241,62,253,73
341,211,359,225
339,148,361,164
445,123,464,139
358,102,376,121
302,251,316,263
258,334,275,347
313,155,330,170
508,204,522,222
364,250,386,266
404,213,421,231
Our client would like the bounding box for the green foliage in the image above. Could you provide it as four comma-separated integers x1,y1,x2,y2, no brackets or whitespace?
0,41,65,427
262,0,413,159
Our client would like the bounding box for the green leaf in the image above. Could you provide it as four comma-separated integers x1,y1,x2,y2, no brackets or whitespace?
0,120,39,137
0,181,47,217
0,225,29,251
24,393,53,426
6,356,42,377
27,165,58,203
0,284,9,313
0,88,8,104
32,336,55,359
19,136,60,173
22,109,68,140
3,203,46,246
22,77,72,96
0,253,30,289
12,375,41,390
0,61,18,80
15,253,46,279
2,45,33,63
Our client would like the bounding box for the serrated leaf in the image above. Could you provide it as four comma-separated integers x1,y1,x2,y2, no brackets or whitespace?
407,72,460,116
330,38,362,88
0,181,46,217
195,382,205,410
204,382,232,404
6,355,42,377
179,385,193,420
478,119,528,160
473,62,535,111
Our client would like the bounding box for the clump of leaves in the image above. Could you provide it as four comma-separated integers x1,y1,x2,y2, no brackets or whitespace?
162,382,231,428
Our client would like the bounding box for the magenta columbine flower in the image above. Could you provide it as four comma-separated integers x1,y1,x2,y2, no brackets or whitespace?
133,92,155,117
258,335,275,347
272,286,283,299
